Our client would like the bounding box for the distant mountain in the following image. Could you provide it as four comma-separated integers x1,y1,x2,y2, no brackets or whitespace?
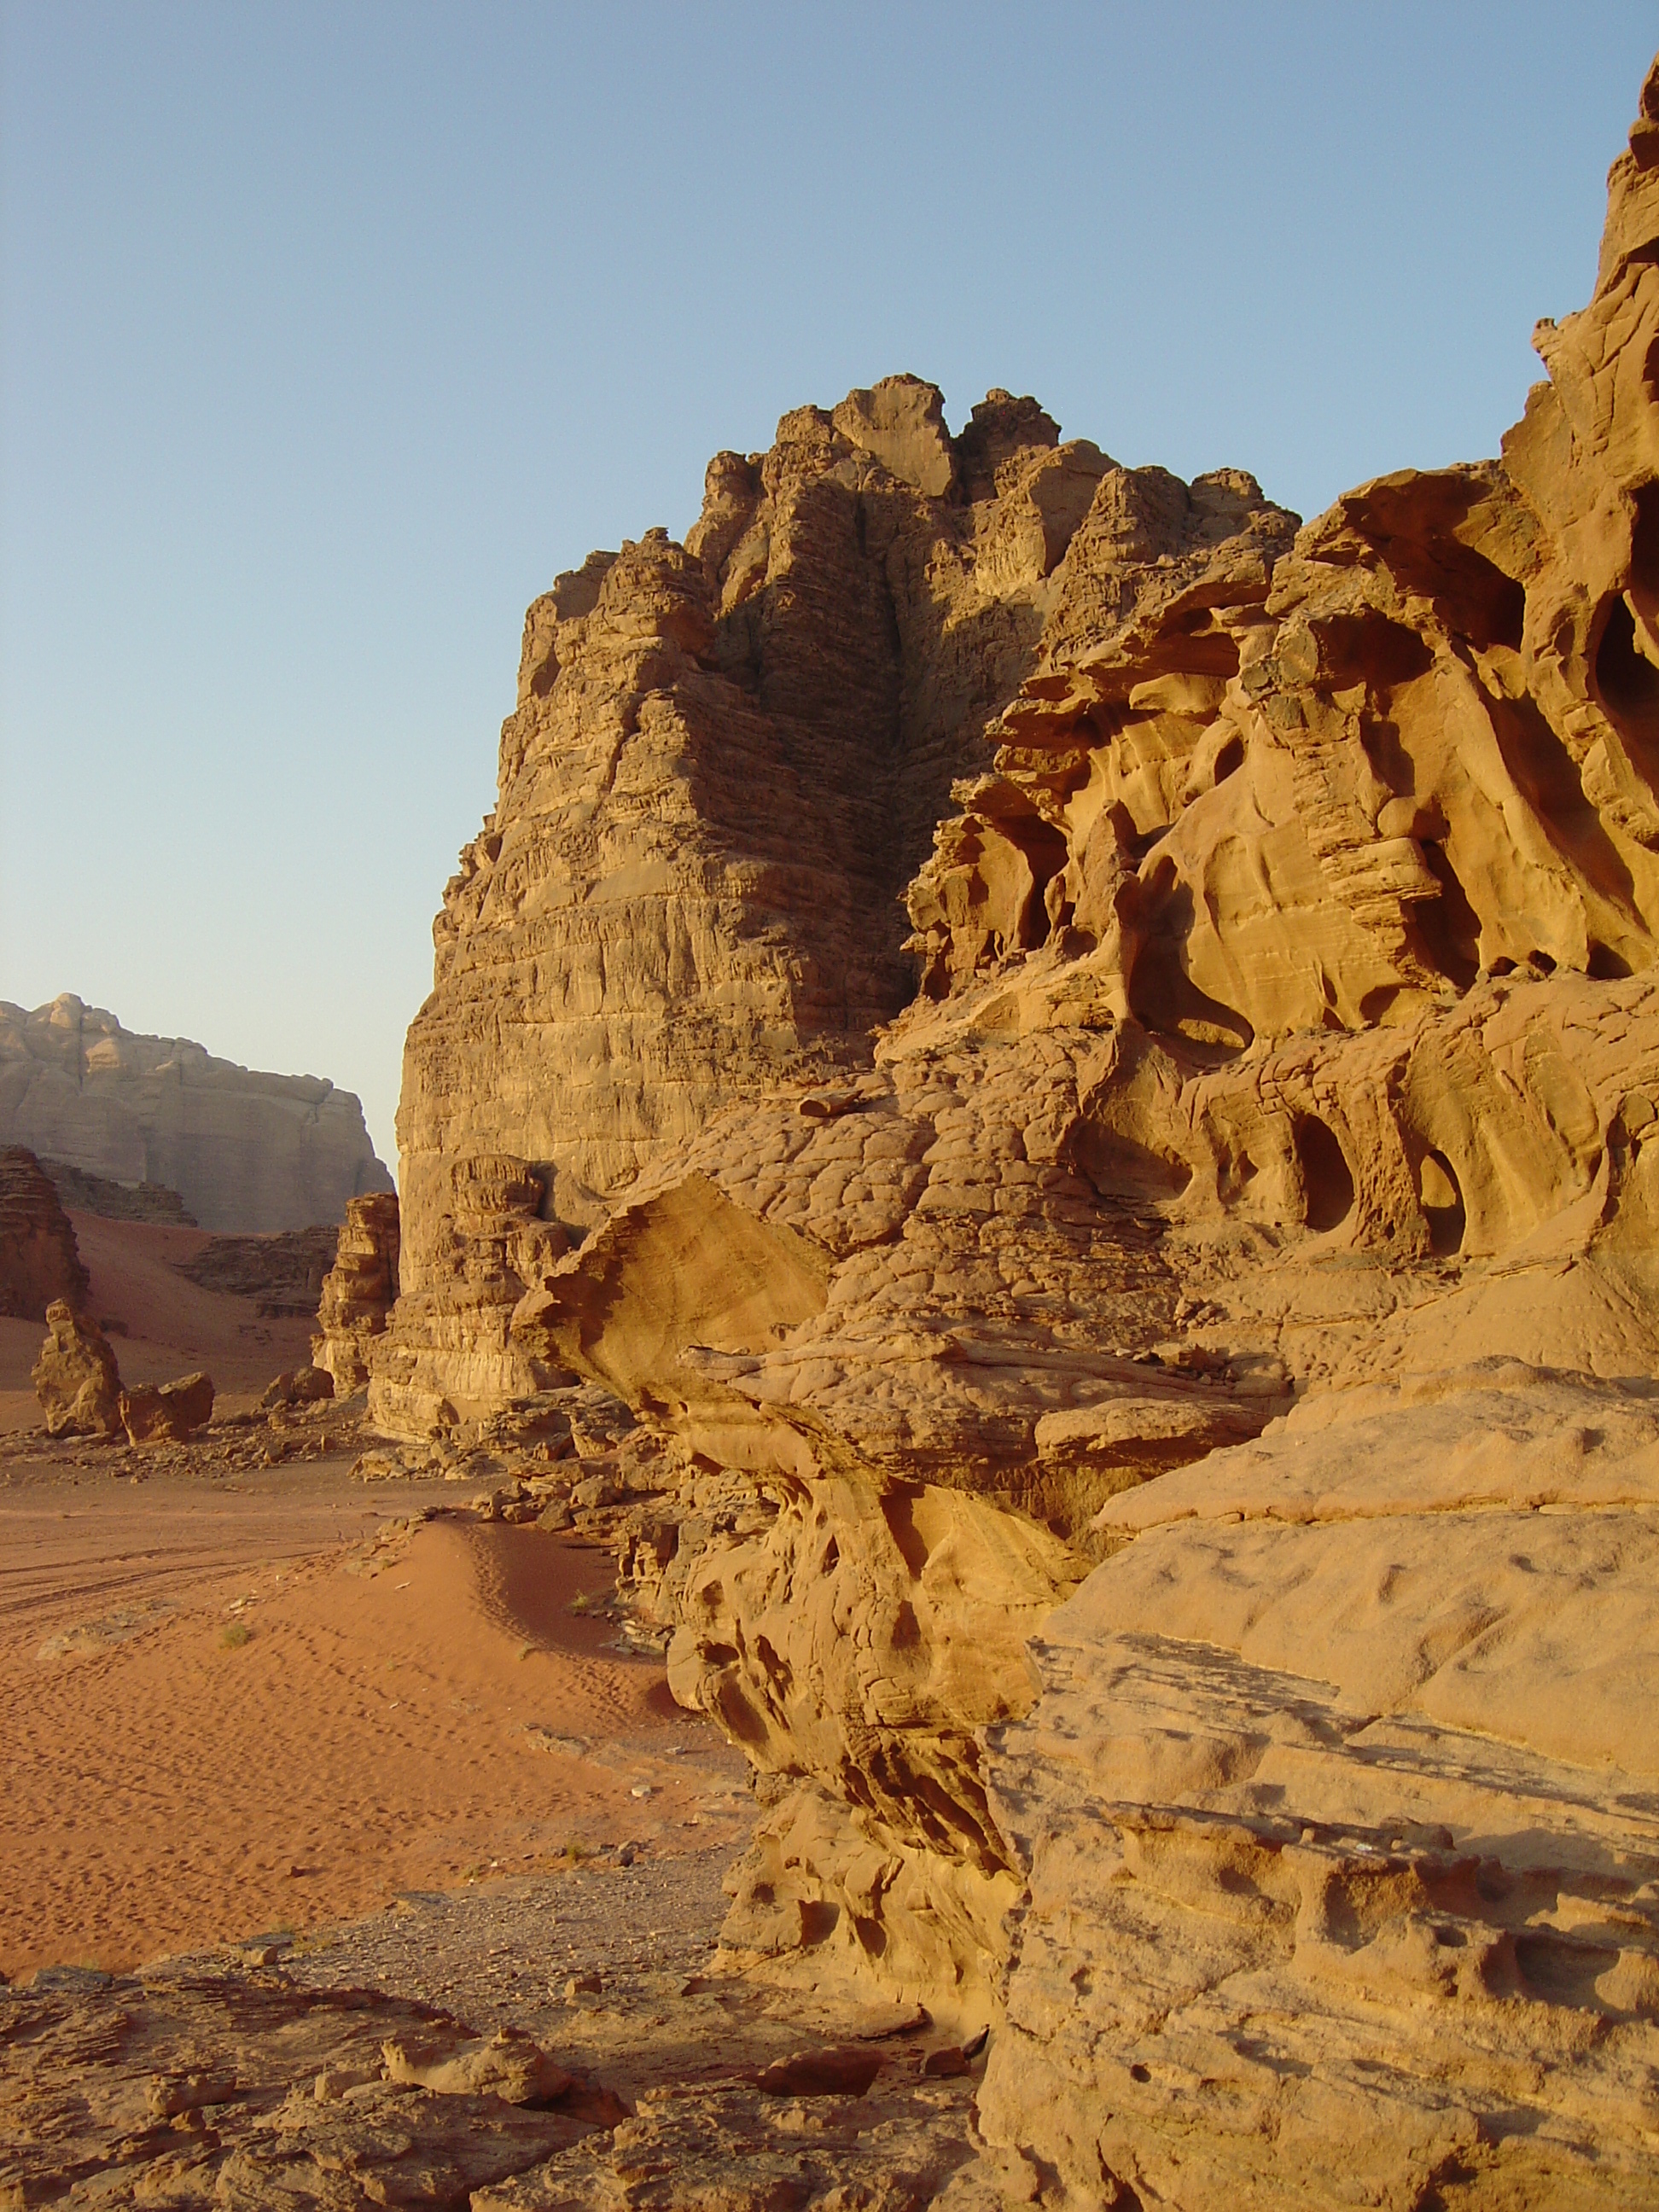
0,995,393,1233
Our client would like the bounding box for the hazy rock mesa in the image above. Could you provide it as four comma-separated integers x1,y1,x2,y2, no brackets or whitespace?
0,1144,89,1322
0,994,393,1234
372,54,1659,2210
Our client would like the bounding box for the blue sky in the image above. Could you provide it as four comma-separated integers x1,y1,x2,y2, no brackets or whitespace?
3,2,1654,1166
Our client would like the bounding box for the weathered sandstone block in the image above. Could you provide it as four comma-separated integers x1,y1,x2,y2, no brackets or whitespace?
32,1300,121,1437
311,1190,400,1392
119,1371,214,1445
978,1364,1659,2209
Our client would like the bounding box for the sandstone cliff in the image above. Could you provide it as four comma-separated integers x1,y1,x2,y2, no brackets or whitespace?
0,996,393,1235
0,1146,89,1322
377,381,1280,1434
374,52,1659,2210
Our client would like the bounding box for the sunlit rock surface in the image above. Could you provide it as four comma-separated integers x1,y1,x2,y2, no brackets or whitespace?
371,55,1659,2208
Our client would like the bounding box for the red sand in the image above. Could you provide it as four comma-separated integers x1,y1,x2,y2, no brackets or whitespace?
0,1464,748,1976
0,1212,317,1434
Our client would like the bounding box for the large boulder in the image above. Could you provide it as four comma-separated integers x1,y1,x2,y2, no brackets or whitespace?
32,1301,121,1437
119,1371,215,1446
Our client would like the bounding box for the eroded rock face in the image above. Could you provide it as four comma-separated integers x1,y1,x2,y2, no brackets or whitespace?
311,1190,401,1392
32,1300,122,1437
979,1364,1659,2210
0,995,393,1234
0,1145,89,1321
379,378,1233,1435
374,53,1659,2205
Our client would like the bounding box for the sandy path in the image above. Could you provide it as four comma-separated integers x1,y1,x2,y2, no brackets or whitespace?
0,1461,749,1976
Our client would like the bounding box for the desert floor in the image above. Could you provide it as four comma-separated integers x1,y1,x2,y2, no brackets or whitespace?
0,1446,754,1979
0,1208,323,1435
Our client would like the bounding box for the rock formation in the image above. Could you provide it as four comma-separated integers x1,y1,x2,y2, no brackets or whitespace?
0,995,393,1234
379,377,1204,1434
173,1224,340,1316
32,1301,122,1437
978,1360,1659,2209
118,1371,214,1445
311,1191,400,1392
370,52,1659,2209
37,1155,198,1225
0,1146,89,1321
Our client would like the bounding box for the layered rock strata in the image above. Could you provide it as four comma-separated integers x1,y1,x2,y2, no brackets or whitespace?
311,1191,401,1391
0,1145,89,1321
981,1364,1659,2209
0,995,393,1233
379,378,1264,1431
373,52,1659,2209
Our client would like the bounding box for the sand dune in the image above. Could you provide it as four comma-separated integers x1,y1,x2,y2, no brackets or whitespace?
0,1463,749,1976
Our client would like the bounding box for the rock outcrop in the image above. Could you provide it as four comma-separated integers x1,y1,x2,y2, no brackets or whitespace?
32,1301,122,1437
173,1225,340,1317
119,1371,214,1445
978,1362,1659,2209
36,1156,198,1225
311,1190,400,1392
0,1146,89,1321
0,995,393,1234
378,379,1236,1433
371,50,1659,2209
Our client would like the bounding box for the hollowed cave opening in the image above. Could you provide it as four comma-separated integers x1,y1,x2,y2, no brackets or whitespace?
1475,677,1642,956
1418,1148,1466,1257
800,1901,840,1946
1067,1117,1195,1204
1295,1116,1355,1232
1409,844,1481,992
1595,593,1659,756
1630,477,1659,607
1588,941,1633,979
976,809,1072,957
1010,813,1072,949
1315,614,1434,690
1126,862,1254,1057
1601,592,1659,730
1341,475,1525,650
